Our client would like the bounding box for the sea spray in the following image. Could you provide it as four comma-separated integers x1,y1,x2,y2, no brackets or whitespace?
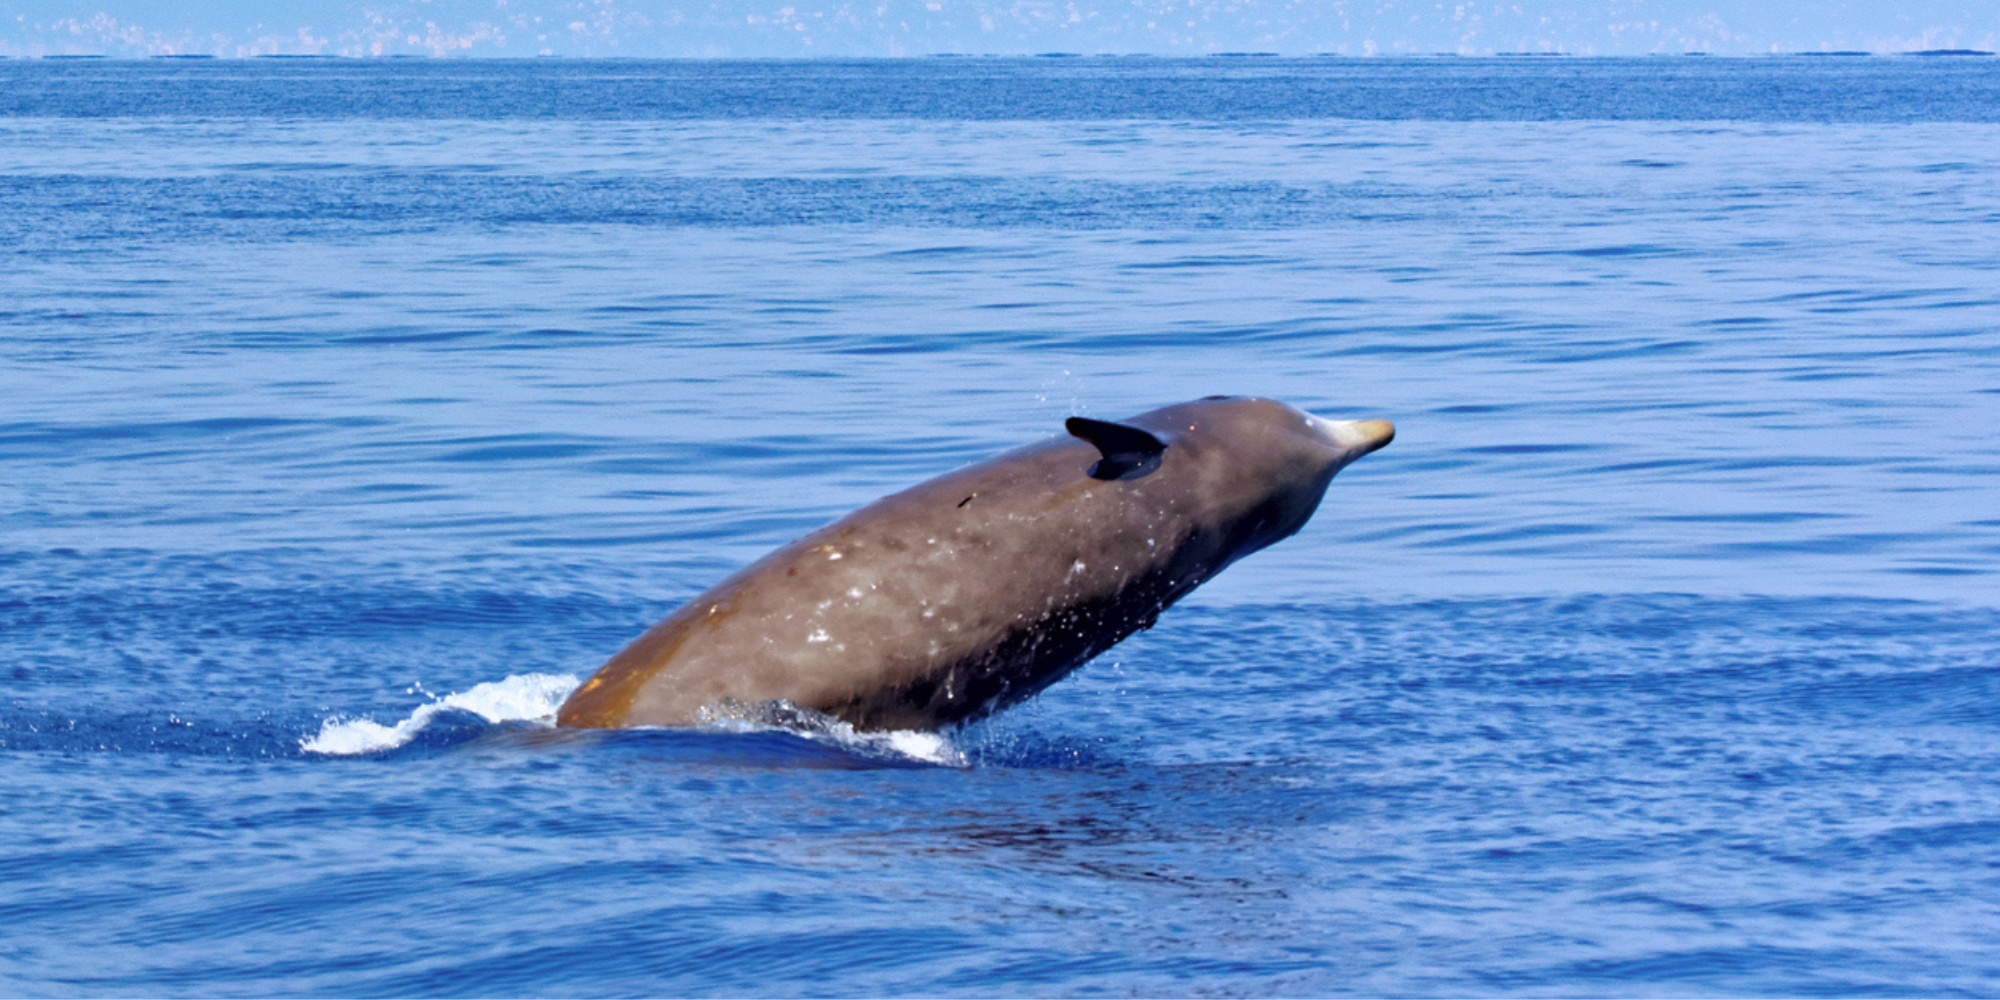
302,673,579,755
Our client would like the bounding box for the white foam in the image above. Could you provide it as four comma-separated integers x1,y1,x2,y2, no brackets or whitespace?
697,703,965,766
881,728,960,765
304,673,961,766
301,673,579,756
824,722,959,766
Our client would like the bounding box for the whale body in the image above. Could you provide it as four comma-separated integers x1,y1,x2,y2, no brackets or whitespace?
556,396,1393,732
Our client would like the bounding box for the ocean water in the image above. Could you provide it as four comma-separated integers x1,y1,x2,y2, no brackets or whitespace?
3,56,1999,996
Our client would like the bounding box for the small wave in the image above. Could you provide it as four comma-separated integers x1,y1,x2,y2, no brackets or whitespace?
302,676,960,765
696,700,963,767
302,673,579,756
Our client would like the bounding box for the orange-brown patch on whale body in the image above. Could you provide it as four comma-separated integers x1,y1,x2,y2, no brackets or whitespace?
555,594,742,728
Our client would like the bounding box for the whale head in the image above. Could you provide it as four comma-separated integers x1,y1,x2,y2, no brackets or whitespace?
1109,395,1394,560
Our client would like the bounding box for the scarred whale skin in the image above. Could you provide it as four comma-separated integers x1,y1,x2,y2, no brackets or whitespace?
556,396,1393,732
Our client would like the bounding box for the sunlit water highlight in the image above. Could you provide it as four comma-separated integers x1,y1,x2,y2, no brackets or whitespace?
3,57,1999,997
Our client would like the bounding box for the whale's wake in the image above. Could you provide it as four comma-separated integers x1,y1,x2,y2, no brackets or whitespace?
301,673,580,756
694,699,963,766
301,673,960,765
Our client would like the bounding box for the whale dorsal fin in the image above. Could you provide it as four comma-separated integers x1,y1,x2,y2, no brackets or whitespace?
1065,417,1167,481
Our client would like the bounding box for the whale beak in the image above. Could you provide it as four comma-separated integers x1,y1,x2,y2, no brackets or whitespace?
1347,419,1396,455
1317,416,1396,458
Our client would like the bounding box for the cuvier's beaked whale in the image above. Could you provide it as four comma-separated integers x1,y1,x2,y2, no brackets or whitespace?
556,396,1393,732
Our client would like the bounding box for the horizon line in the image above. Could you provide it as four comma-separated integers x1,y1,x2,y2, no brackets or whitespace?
11,49,1995,61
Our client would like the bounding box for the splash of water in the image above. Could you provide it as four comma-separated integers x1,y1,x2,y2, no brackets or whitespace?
301,673,579,755
302,674,962,765
696,699,963,766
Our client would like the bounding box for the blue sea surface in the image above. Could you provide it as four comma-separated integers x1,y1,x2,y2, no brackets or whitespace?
3,56,1999,996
